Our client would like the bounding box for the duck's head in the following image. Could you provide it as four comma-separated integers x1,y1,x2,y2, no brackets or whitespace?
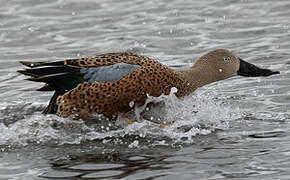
193,49,279,80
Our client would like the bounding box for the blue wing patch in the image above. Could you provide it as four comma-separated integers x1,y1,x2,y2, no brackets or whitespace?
80,63,141,82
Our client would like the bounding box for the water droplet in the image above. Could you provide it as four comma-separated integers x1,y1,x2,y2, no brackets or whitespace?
170,87,178,93
128,140,139,148
172,9,178,15
28,27,34,32
129,101,134,108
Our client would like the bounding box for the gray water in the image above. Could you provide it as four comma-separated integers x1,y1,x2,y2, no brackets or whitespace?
1,0,290,179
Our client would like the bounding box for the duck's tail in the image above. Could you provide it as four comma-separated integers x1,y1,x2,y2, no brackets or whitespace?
18,61,83,114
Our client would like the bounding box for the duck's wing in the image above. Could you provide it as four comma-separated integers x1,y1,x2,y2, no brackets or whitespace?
18,52,146,92
18,53,147,114
80,63,140,82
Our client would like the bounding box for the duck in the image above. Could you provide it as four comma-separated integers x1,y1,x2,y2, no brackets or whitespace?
18,49,279,120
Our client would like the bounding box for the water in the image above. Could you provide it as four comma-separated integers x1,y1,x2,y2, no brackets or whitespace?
1,0,290,179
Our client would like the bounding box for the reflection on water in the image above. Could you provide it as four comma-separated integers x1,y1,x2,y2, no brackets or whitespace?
1,0,290,179
41,151,172,179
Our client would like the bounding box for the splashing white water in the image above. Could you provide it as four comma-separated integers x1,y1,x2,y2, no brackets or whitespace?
0,88,240,148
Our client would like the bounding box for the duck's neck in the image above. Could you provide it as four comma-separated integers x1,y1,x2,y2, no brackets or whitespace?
175,66,219,94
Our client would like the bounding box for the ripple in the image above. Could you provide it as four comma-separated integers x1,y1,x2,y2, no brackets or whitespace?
40,171,83,179
81,170,123,179
1,0,290,179
68,163,124,171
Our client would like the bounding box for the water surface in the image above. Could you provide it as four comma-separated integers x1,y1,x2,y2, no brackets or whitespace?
1,0,290,179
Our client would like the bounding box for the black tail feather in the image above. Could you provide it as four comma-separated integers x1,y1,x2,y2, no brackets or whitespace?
18,60,84,115
42,90,65,114
19,61,65,68
26,72,82,91
18,60,83,91
26,72,72,82
17,66,78,78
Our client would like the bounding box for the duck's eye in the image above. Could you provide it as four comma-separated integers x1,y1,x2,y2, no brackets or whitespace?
223,56,231,62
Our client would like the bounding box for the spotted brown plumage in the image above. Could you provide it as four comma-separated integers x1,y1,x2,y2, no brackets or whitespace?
57,53,189,118
18,49,279,119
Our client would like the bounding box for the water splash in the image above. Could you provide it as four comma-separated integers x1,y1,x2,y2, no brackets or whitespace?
0,88,240,149
159,88,235,143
